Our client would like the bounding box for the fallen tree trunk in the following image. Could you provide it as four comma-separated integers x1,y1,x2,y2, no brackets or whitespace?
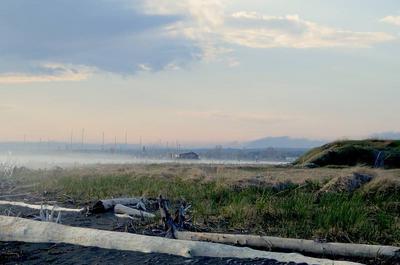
0,200,84,213
114,204,155,219
175,231,400,260
0,216,360,265
91,197,142,213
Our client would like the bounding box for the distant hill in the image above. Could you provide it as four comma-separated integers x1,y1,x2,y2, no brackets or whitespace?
244,136,326,149
294,139,400,168
370,132,400,140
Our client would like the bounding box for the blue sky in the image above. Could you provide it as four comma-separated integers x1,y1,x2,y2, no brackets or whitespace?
0,0,399,145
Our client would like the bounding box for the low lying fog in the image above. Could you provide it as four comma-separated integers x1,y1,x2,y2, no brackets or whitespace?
0,151,286,170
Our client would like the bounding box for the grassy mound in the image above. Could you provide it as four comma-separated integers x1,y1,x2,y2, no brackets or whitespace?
295,140,400,168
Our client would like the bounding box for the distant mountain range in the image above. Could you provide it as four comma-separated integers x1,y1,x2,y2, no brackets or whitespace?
243,136,326,149
242,132,400,149
370,132,400,140
3,132,398,152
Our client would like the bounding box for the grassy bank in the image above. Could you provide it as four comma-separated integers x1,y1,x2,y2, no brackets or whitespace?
3,164,400,246
295,140,400,168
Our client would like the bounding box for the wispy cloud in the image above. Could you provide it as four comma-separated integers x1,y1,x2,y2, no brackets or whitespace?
0,64,93,84
143,0,235,61
381,15,400,26
226,12,395,48
137,64,153,72
144,2,395,61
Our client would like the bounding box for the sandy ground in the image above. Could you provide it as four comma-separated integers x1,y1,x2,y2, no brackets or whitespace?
0,242,300,265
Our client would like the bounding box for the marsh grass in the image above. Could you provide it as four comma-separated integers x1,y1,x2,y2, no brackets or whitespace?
31,172,400,246
4,164,399,246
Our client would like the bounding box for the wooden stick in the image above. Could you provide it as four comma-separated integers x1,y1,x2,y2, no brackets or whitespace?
114,204,155,219
0,193,30,199
0,216,360,265
158,195,176,236
91,198,142,213
175,231,400,260
115,213,136,220
0,200,84,213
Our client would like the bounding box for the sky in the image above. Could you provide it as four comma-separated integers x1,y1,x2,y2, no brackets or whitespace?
0,0,399,145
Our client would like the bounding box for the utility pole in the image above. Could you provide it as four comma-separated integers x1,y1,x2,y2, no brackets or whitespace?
23,134,27,151
102,132,105,151
70,130,73,150
81,128,85,150
125,131,128,150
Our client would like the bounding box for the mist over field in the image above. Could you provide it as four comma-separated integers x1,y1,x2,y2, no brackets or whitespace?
0,151,291,169
0,146,296,170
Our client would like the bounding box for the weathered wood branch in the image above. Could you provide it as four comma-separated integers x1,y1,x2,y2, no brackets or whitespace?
91,197,142,213
114,204,155,219
0,200,84,213
0,216,360,265
115,213,136,220
158,195,177,237
0,193,30,199
175,231,400,260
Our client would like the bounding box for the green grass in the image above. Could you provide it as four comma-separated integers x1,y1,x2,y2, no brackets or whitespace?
3,164,398,246
295,139,400,168
34,172,400,246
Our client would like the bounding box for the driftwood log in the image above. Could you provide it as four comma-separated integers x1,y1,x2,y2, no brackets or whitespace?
175,231,400,260
91,197,142,213
114,204,155,219
0,200,84,213
0,216,360,265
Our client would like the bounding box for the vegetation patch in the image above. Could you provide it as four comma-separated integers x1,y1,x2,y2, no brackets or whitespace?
295,140,400,168
3,167,396,246
2,164,399,247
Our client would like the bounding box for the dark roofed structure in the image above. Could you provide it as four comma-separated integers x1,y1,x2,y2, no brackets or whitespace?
177,152,199,160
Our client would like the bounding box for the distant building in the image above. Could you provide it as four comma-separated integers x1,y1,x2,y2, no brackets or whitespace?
176,151,199,160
